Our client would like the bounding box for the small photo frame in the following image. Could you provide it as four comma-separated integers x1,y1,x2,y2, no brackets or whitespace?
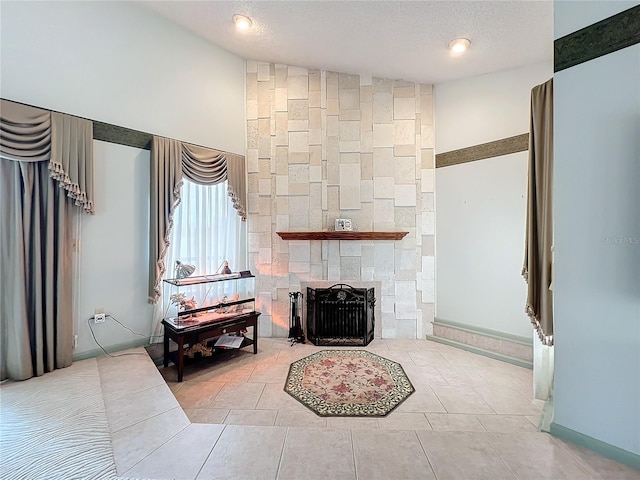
335,218,353,231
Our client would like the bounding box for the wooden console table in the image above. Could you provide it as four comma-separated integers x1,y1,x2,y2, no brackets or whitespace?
162,312,260,382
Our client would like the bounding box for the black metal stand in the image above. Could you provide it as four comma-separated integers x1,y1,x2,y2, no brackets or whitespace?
288,291,305,346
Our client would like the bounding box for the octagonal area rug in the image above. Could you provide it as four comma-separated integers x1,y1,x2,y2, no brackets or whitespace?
284,350,414,417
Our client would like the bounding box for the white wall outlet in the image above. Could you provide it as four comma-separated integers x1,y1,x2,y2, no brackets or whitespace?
73,334,78,348
94,313,106,323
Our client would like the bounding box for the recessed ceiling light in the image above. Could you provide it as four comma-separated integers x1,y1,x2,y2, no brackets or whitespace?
233,14,252,30
448,38,471,55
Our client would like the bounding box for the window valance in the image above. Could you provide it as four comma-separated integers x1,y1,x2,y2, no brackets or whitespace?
148,135,247,303
0,99,94,214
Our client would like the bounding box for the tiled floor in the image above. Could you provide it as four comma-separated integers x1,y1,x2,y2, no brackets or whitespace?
1,338,638,479
162,338,544,430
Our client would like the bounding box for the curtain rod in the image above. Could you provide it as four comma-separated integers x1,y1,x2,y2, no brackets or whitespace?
0,98,243,157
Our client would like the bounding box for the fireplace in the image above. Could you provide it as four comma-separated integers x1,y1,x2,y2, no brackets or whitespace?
306,284,375,346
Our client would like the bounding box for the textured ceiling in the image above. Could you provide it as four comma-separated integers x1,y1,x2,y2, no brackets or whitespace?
140,0,553,85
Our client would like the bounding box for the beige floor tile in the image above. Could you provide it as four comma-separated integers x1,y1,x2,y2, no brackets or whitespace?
526,415,541,427
475,414,538,433
256,383,306,410
105,383,179,433
438,348,493,367
173,381,225,409
247,362,292,383
407,350,451,368
384,339,421,350
275,409,328,428
98,351,166,400
484,432,593,479
417,430,516,479
326,416,380,429
225,409,277,426
475,364,532,386
401,364,449,386
395,385,447,413
184,408,229,424
364,338,390,350
413,339,451,351
278,427,356,480
377,412,432,430
431,385,495,414
426,413,485,432
274,345,319,364
377,349,417,366
167,380,185,395
124,423,224,479
197,425,287,480
210,382,266,409
352,429,436,479
174,359,257,383
473,385,542,415
110,407,190,474
556,440,640,480
435,365,489,386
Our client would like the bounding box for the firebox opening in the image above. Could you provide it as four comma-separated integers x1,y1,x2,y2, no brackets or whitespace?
306,284,375,346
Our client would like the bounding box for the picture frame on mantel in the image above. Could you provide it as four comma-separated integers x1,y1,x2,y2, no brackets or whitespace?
335,218,353,231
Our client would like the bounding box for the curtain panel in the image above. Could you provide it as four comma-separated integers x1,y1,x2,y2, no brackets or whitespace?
0,99,93,380
523,79,554,346
226,153,247,221
149,137,183,304
148,136,247,304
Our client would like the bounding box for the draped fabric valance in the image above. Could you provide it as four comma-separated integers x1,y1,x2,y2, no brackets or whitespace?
0,101,51,162
182,142,227,185
148,135,247,303
0,99,94,213
523,79,554,346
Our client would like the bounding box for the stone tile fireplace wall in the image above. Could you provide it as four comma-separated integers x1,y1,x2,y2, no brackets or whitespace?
246,62,434,339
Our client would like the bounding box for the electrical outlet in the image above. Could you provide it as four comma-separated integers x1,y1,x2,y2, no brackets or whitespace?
73,334,78,348
94,313,106,323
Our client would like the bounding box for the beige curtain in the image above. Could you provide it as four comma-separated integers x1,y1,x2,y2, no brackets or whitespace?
227,153,247,221
149,136,183,304
50,112,94,213
0,99,93,380
523,79,554,346
148,136,247,304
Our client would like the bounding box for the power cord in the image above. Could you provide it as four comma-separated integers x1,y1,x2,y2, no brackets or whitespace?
87,314,164,358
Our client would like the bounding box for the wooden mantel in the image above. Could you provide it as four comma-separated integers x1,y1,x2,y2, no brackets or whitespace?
276,231,409,241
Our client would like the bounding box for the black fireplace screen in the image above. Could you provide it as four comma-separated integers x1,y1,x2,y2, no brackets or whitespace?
306,284,375,346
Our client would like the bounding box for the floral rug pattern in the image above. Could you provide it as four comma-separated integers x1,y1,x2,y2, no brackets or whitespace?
284,350,414,417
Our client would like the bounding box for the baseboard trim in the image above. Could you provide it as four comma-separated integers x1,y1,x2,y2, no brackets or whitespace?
549,422,640,471
72,338,150,362
434,318,532,346
426,334,533,369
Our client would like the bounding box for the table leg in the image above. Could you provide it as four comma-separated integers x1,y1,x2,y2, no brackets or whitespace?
177,336,184,382
163,331,169,368
253,317,258,354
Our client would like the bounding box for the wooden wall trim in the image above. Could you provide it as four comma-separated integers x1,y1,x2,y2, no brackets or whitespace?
555,5,640,73
435,133,529,168
92,121,152,150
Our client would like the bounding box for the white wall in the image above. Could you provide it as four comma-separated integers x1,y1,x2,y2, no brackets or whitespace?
1,1,246,356
434,62,552,338
0,1,245,154
553,0,640,456
76,141,151,356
